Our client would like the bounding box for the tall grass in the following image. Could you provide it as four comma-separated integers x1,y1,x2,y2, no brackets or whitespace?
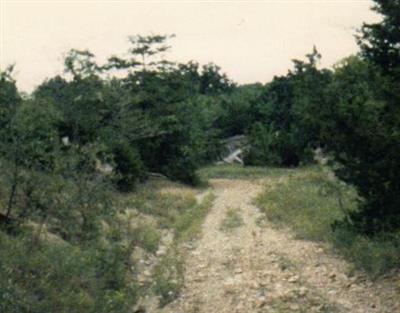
255,166,400,277
198,164,295,180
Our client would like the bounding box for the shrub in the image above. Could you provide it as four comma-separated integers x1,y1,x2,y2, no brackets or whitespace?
0,231,138,313
112,143,144,192
255,166,400,275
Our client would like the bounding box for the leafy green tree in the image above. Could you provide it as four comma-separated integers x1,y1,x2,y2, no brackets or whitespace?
0,66,20,133
214,83,264,137
99,34,234,183
64,49,100,79
0,67,22,222
245,49,330,167
358,0,400,78
319,0,400,234
291,47,332,146
244,75,302,166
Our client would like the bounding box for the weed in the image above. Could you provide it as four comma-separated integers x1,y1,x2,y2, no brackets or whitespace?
152,247,185,306
117,178,215,306
255,165,400,276
219,208,244,232
198,164,296,180
276,254,296,271
132,224,161,253
173,193,215,242
256,166,354,242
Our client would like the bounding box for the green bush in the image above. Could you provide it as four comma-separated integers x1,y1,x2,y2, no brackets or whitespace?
153,247,184,306
0,231,138,313
132,224,161,253
332,228,400,277
307,1,400,234
112,143,144,192
320,56,400,234
244,50,329,167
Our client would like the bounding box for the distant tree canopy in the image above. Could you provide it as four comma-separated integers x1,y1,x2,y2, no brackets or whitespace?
246,0,400,234
3,21,400,235
244,47,332,167
242,1,400,234
0,35,236,312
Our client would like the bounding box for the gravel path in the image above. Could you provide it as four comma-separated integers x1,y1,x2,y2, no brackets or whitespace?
160,178,400,313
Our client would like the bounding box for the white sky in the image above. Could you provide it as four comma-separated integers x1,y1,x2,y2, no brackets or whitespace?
1,0,380,92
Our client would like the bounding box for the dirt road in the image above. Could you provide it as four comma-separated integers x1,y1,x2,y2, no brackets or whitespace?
160,178,399,313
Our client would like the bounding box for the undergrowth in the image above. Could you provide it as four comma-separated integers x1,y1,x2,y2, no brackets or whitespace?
219,207,244,232
255,165,400,277
120,178,214,306
198,164,296,180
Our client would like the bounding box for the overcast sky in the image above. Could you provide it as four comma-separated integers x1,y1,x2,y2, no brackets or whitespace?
1,0,380,92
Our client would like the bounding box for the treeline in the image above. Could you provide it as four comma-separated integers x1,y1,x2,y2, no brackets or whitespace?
244,0,400,236
216,1,400,236
0,0,399,311
0,34,238,312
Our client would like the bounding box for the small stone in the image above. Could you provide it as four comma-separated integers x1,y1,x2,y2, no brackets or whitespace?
156,246,167,256
298,287,307,296
223,280,236,293
194,273,206,282
250,281,259,289
198,263,208,270
255,296,267,308
290,304,300,311
143,270,151,277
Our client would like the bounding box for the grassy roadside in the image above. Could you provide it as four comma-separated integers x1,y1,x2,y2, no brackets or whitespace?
119,178,215,306
219,207,244,232
153,193,215,305
255,165,400,277
198,164,296,180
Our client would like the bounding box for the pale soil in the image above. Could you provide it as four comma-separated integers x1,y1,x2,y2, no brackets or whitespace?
157,178,400,313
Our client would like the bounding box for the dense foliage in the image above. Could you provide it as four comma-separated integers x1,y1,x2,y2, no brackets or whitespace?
0,33,238,311
245,0,400,234
1,1,399,309
244,48,332,167
322,0,400,234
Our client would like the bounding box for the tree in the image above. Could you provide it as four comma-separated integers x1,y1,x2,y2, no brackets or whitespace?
128,34,175,71
358,0,400,78
244,48,330,167
0,67,21,221
317,0,400,234
64,49,100,79
105,34,175,73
